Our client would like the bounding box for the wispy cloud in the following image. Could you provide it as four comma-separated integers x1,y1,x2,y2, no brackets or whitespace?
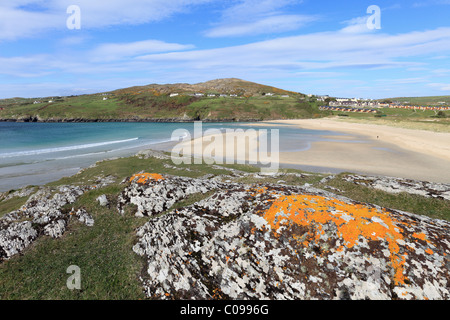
205,14,316,37
3,25,450,83
204,0,316,37
340,16,375,34
0,0,213,40
427,82,450,91
139,27,450,71
90,40,195,62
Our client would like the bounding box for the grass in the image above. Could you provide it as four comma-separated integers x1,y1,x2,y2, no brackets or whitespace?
386,95,450,106
0,153,449,299
328,108,450,132
0,191,148,299
0,196,29,218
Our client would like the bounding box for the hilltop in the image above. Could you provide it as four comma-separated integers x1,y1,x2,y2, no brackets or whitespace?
113,78,300,96
0,78,325,122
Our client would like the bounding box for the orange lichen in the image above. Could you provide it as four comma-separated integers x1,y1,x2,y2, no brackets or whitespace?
262,194,409,285
129,173,164,184
425,248,434,255
249,186,268,196
412,232,427,241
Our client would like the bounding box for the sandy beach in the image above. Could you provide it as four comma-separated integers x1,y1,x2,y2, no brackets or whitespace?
177,118,450,183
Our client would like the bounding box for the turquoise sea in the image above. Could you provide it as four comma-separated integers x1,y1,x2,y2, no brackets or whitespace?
0,122,355,192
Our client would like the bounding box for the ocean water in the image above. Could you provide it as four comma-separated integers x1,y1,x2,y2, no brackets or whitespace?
0,122,351,192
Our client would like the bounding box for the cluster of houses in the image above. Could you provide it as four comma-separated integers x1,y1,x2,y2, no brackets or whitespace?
33,99,54,104
388,105,450,111
329,99,386,108
319,106,378,114
321,97,450,114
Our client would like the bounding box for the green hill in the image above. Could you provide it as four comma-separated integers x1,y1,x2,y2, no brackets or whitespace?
380,95,450,106
0,78,328,122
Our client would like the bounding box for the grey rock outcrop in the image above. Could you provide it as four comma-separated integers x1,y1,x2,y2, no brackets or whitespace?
118,174,227,217
343,174,450,201
0,185,95,261
127,175,450,300
0,221,38,260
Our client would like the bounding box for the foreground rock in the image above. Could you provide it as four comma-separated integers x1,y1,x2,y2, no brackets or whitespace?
343,174,450,201
118,173,227,217
0,185,95,261
127,174,450,300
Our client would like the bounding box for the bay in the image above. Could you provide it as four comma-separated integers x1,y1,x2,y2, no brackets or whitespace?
0,122,351,192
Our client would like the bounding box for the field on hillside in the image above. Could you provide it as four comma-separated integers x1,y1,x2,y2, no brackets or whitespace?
0,93,330,121
328,107,450,132
387,95,450,106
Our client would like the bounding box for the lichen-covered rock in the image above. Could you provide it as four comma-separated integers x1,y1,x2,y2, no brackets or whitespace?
43,219,67,238
343,174,450,201
118,173,227,217
0,187,37,202
75,208,94,227
96,195,109,207
0,221,38,260
131,176,450,300
0,185,97,262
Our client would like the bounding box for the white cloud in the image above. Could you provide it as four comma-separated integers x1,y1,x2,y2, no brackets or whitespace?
428,82,450,91
0,0,213,40
206,14,316,37
340,17,374,34
205,0,314,37
375,78,427,85
0,55,53,77
137,27,450,71
90,40,195,62
3,25,449,81
220,0,300,20
0,6,61,40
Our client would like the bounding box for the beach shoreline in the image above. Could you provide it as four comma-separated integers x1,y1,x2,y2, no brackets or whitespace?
175,118,450,183
252,118,450,161
1,118,449,192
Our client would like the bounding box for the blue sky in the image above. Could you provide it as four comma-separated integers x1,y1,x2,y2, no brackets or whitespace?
1,0,450,99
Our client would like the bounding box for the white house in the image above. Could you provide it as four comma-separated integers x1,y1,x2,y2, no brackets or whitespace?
170,93,179,97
